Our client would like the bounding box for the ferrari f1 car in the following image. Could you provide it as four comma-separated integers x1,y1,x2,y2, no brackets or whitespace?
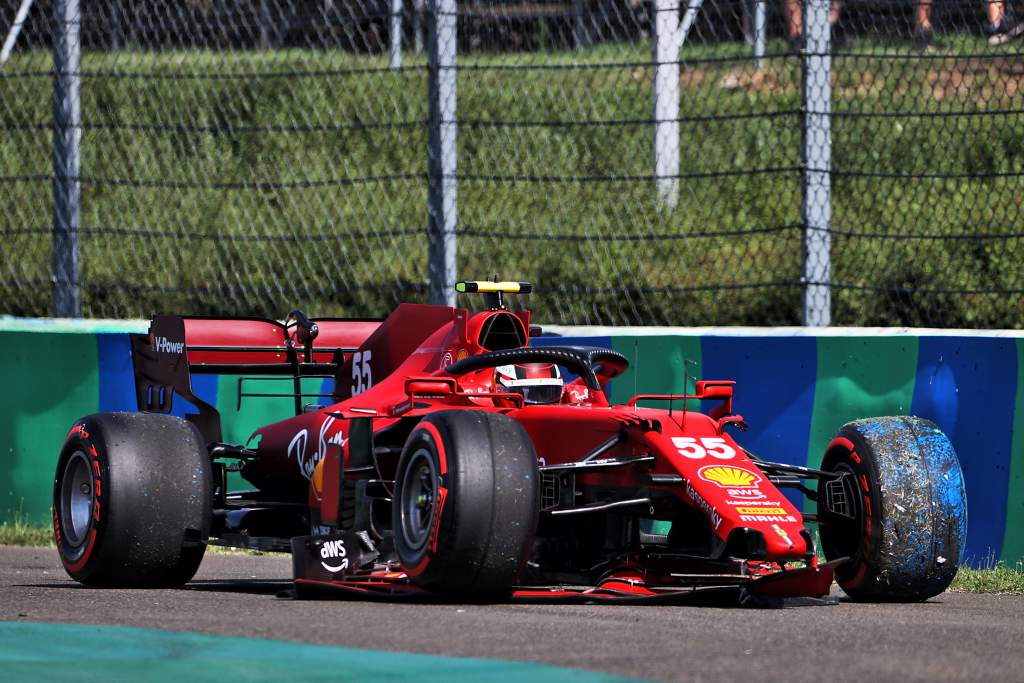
53,282,967,603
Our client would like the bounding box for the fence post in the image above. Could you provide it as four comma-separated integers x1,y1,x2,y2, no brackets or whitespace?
413,0,424,53
427,0,457,307
653,0,680,209
1,0,36,66
52,0,81,318
753,0,766,69
390,0,403,69
259,0,271,49
573,0,591,49
109,0,123,50
801,0,831,326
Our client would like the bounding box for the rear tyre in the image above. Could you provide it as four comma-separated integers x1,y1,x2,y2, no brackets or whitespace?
53,412,212,587
393,410,539,597
817,416,967,601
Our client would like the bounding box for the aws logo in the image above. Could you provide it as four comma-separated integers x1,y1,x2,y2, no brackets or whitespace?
319,539,349,573
727,488,766,499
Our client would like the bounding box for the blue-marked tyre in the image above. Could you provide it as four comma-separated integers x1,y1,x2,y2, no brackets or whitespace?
817,416,967,602
53,413,212,587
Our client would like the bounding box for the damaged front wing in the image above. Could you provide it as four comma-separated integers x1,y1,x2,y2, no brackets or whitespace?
290,532,843,606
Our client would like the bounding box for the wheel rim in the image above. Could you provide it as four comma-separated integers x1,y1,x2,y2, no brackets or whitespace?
820,462,863,565
60,450,94,547
399,447,437,552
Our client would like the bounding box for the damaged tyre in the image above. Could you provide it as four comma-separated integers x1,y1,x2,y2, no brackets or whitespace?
817,416,967,601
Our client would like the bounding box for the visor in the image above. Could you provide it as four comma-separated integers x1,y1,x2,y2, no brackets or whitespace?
498,377,563,405
515,383,563,405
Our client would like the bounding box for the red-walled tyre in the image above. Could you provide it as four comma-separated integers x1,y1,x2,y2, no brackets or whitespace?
393,410,539,598
53,412,212,587
817,416,967,602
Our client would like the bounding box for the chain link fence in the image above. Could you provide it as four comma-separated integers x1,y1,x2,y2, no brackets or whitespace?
1,0,1021,326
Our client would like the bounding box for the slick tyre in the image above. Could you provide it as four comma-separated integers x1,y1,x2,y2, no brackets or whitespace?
393,410,539,598
817,416,967,602
53,412,212,587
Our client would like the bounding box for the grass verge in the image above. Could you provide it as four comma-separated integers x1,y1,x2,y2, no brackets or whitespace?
0,514,54,548
0,515,267,556
950,562,1024,595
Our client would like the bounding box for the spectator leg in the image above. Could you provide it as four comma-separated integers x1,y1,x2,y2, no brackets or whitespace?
916,0,933,30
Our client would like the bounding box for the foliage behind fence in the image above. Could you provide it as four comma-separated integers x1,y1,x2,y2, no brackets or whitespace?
1,0,1021,326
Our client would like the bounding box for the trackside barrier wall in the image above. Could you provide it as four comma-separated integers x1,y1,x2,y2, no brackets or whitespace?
2,319,1022,567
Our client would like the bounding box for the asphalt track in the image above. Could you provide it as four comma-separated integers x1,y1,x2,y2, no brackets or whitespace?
2,545,1023,682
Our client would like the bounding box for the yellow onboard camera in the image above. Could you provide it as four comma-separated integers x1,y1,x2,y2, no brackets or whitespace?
455,280,533,310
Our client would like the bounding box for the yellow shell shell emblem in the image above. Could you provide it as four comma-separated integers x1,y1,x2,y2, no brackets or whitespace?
699,465,761,488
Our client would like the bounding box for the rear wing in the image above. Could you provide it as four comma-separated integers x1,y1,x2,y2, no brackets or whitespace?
130,315,380,442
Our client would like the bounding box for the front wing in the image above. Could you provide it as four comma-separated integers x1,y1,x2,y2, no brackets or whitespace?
290,533,842,606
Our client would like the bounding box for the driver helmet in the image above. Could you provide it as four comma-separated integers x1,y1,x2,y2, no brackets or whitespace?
495,363,563,405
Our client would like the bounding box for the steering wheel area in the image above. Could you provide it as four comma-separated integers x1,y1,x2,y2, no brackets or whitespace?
443,346,629,391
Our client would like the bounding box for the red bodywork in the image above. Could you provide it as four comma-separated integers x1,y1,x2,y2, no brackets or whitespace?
135,300,835,602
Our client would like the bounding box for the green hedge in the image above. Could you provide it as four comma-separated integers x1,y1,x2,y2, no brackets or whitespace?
1,38,1021,325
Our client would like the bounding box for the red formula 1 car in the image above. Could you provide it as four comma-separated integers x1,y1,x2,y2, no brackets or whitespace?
53,282,967,604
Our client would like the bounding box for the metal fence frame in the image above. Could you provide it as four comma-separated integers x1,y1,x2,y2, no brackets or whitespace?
45,0,837,324
52,0,81,318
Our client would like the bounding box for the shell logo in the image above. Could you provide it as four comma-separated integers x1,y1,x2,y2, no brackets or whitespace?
699,465,762,489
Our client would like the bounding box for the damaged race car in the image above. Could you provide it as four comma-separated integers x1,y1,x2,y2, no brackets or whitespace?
53,281,967,604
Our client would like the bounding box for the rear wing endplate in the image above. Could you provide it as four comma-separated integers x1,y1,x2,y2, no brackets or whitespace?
130,315,380,442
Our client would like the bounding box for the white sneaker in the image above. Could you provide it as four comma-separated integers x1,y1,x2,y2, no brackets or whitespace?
988,18,1024,46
